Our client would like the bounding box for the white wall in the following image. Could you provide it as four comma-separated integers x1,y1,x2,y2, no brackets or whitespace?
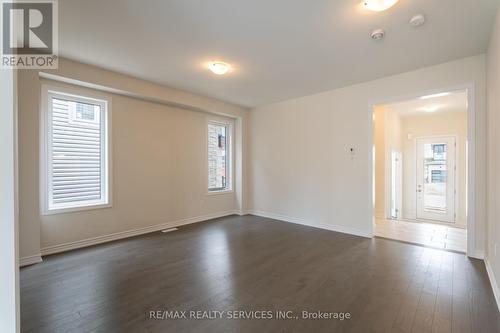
18,58,248,259
249,55,487,256
0,69,19,332
400,111,468,226
486,4,500,304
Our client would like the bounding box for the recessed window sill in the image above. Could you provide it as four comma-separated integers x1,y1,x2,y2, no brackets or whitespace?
42,202,112,215
206,189,234,196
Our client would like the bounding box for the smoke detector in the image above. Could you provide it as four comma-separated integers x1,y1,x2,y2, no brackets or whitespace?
410,14,426,27
371,29,386,40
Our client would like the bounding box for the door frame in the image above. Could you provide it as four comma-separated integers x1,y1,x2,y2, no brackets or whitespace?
414,135,458,223
368,83,477,258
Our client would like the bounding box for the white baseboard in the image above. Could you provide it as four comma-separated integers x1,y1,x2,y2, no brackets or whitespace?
248,210,372,238
40,210,239,256
485,257,500,312
20,254,43,267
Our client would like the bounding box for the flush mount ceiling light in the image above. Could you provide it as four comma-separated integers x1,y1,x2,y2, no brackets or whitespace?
208,61,230,75
419,106,440,113
363,0,399,12
419,92,451,100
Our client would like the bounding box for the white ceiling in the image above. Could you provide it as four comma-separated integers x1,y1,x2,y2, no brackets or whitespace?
59,0,498,108
384,90,467,116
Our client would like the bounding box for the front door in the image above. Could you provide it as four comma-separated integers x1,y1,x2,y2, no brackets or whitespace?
416,137,456,223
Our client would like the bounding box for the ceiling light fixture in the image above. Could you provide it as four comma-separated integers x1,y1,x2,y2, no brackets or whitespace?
208,61,230,75
363,0,399,12
419,92,451,100
419,106,440,113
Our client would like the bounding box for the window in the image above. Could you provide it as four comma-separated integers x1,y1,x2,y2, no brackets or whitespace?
207,119,232,192
431,170,447,183
74,102,98,122
432,144,447,160
42,87,110,214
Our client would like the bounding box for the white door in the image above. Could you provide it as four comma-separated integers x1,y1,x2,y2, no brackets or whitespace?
416,137,456,223
390,150,402,219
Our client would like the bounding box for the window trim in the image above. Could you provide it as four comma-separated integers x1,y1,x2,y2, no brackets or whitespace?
40,84,112,215
206,116,234,195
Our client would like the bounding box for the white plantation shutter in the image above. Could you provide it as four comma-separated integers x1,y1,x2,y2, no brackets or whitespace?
44,90,109,212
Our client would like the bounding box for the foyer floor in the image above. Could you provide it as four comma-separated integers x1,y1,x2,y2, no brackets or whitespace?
375,218,467,253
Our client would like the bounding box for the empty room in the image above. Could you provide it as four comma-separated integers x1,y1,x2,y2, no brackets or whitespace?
2,0,500,332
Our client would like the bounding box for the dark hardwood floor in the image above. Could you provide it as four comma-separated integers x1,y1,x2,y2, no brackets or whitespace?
21,215,500,332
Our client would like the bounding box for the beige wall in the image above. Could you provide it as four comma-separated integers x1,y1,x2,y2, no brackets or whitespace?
400,111,467,226
486,5,500,296
18,58,248,258
386,108,403,155
373,106,402,219
249,55,487,256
